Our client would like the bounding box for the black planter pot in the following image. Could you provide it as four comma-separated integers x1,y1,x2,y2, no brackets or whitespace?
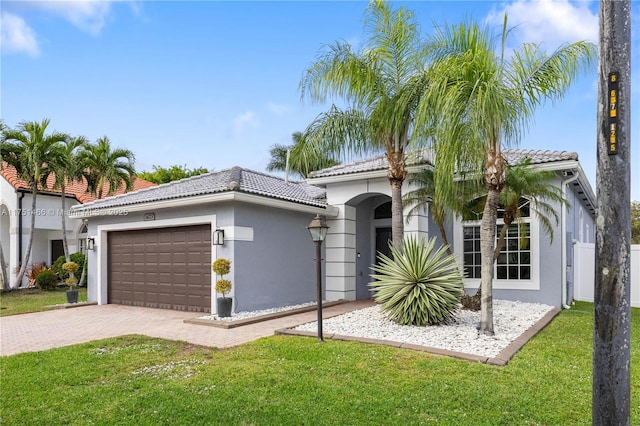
66,289,79,304
217,297,233,318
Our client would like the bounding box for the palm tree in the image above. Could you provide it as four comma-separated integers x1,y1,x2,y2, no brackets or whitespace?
403,167,483,255
1,119,68,288
494,159,568,259
79,136,135,199
49,136,88,261
267,131,340,179
299,0,431,250
419,17,595,334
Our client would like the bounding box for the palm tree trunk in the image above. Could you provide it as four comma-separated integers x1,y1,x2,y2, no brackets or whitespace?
388,150,407,251
479,148,506,336
14,184,38,288
438,221,453,256
480,188,500,335
390,179,404,251
60,186,70,262
493,223,509,261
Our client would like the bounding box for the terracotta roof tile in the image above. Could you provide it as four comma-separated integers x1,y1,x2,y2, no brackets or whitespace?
0,163,155,203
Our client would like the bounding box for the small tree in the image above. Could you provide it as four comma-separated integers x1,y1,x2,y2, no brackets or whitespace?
212,258,232,299
62,261,79,290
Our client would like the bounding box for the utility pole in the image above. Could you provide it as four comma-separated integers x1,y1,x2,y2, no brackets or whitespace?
593,0,631,425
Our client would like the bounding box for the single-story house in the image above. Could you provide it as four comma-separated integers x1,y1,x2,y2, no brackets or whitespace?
0,164,155,287
69,149,596,314
69,167,336,313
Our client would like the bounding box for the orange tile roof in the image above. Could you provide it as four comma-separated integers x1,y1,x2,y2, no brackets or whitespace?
1,163,156,204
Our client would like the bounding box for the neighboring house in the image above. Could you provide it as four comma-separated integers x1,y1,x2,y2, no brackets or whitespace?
0,164,155,287
69,149,596,314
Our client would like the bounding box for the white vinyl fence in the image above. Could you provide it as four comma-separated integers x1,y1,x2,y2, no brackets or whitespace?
574,242,640,307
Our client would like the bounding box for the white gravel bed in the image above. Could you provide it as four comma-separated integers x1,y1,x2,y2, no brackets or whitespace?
197,301,319,322
294,300,554,358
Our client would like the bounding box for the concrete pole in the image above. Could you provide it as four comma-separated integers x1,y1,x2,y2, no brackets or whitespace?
593,0,631,424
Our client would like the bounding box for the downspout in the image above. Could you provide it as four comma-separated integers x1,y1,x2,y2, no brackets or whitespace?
561,169,579,309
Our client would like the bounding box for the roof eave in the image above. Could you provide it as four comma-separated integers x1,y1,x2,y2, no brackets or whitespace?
307,163,431,185
69,191,337,219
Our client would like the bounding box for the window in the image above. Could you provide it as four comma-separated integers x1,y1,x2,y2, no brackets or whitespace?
495,224,530,280
78,224,88,255
461,197,532,281
374,201,392,219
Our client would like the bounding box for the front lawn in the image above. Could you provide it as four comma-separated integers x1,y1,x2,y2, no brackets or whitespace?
0,287,88,316
1,301,638,425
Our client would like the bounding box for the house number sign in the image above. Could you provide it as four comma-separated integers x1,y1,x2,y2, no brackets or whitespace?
608,72,619,155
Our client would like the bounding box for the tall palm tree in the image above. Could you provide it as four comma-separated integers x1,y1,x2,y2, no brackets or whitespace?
1,119,68,288
79,136,135,199
267,131,340,179
299,0,431,250
49,136,88,261
419,17,595,334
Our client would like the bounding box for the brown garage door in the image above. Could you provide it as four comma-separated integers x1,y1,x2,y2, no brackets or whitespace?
108,224,211,312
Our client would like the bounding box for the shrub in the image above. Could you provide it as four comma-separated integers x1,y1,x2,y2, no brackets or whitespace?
62,261,79,274
35,269,59,291
25,263,48,288
461,292,481,311
53,253,86,281
215,279,232,298
369,236,465,326
212,258,232,298
212,258,231,276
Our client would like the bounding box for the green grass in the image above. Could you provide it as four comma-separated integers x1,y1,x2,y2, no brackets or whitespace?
1,301,638,425
0,287,88,316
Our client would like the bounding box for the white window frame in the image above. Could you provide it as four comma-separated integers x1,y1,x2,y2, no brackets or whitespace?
453,208,540,291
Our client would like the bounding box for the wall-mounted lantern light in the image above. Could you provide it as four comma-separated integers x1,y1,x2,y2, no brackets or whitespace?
213,229,225,246
87,237,95,251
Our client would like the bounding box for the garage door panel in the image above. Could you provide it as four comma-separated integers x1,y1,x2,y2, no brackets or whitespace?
108,224,211,312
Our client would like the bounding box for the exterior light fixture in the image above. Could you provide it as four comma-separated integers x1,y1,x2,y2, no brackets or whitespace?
307,214,329,342
213,229,225,246
87,237,95,251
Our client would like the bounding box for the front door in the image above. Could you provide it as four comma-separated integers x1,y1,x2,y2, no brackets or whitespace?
375,227,393,263
51,240,64,265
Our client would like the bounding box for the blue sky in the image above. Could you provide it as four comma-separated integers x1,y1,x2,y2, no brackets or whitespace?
1,0,638,200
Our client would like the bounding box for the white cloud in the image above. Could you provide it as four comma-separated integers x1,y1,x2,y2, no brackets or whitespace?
29,0,115,36
0,12,40,57
232,112,258,136
267,102,290,117
486,0,598,48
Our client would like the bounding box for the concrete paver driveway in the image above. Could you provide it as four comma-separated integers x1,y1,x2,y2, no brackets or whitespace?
0,301,373,357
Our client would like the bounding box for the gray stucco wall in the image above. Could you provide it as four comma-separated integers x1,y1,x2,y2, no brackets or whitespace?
232,202,319,311
84,202,234,304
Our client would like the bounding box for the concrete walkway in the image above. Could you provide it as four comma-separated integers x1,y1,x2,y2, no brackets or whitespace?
0,300,374,357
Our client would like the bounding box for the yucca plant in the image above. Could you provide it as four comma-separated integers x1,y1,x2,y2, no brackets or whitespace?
369,236,465,326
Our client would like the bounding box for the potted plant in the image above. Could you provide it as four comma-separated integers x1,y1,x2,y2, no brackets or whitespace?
212,258,232,317
62,261,80,304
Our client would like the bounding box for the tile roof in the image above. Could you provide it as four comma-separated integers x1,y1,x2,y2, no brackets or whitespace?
308,150,434,178
1,163,155,203
70,166,328,212
308,149,579,178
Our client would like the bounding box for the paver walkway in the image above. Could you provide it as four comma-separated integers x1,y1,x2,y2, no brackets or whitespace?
0,300,374,357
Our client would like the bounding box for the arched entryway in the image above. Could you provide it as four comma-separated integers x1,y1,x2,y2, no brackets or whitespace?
351,194,392,300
